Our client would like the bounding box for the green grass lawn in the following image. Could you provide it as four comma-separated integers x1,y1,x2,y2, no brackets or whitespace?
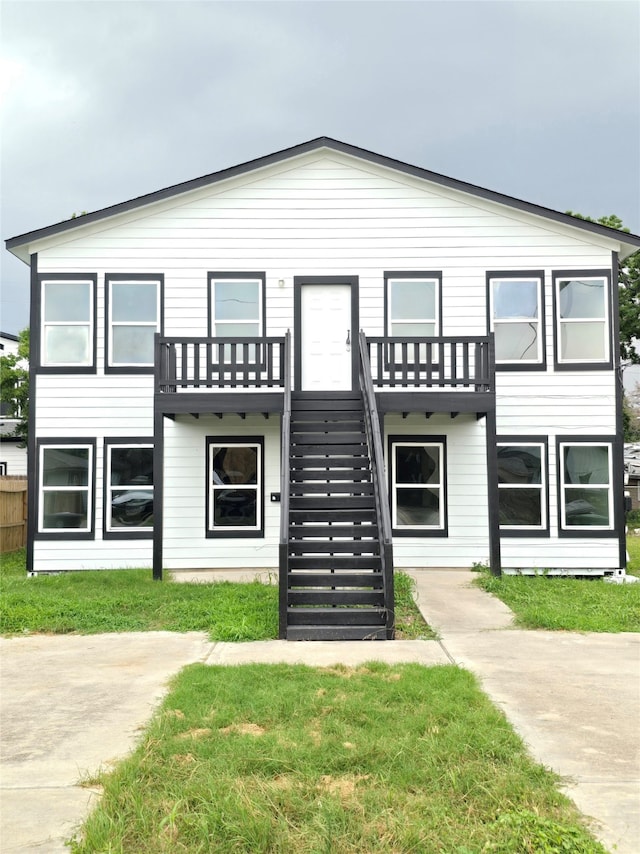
475,536,640,632
0,550,433,640
71,663,606,854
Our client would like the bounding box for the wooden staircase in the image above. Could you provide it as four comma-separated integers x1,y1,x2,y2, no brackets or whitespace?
283,391,390,640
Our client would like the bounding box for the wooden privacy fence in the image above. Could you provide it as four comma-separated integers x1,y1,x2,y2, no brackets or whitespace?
0,477,27,553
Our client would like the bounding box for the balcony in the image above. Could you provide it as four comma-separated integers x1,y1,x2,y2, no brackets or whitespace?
154,333,494,417
363,335,495,416
154,335,287,416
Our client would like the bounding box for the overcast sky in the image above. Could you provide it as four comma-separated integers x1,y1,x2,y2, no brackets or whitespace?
2,0,639,343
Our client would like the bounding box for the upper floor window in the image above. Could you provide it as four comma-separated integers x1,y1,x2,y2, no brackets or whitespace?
487,272,544,368
553,271,611,368
384,273,441,337
40,275,96,370
208,273,265,338
106,275,163,371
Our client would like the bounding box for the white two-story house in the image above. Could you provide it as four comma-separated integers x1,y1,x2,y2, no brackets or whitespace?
6,138,640,639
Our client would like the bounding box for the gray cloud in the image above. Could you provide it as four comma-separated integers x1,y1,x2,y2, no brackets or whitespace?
2,0,639,333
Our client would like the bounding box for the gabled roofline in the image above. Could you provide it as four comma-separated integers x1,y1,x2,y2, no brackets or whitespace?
6,136,640,256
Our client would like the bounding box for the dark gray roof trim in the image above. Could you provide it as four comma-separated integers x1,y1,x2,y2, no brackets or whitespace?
6,137,640,251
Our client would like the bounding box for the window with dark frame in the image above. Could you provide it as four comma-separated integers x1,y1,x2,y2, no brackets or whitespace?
208,274,265,365
559,441,613,531
385,273,440,338
488,274,543,366
41,277,95,368
38,442,94,534
553,272,611,366
106,276,162,369
105,442,154,535
206,437,263,536
389,437,446,534
497,441,547,533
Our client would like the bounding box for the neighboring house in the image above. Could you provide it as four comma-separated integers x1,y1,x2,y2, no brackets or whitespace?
0,331,27,475
625,443,640,511
6,138,640,639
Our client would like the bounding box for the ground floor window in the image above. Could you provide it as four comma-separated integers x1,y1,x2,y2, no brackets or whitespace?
104,440,153,536
37,440,95,536
206,436,263,537
388,436,446,534
558,439,614,533
497,438,548,535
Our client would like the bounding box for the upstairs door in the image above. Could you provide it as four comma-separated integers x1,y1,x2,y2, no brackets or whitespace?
295,278,358,391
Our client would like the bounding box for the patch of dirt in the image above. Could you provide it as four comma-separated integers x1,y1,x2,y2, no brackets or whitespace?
173,753,197,765
176,727,212,740
317,774,371,801
218,722,265,737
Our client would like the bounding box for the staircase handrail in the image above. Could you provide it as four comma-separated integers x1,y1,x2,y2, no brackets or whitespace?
278,330,292,638
358,330,394,638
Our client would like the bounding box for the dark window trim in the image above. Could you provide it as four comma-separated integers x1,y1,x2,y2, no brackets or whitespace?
552,269,613,371
293,275,360,391
384,271,443,337
497,435,549,537
37,273,98,374
103,437,154,540
205,435,264,539
207,272,266,338
556,435,619,538
0,462,7,475
486,270,546,371
105,274,164,374
35,437,96,540
387,434,448,537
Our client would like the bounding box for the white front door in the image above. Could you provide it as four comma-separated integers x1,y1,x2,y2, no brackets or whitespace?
301,284,352,390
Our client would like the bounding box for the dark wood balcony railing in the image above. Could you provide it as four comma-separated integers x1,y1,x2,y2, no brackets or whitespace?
155,335,287,393
363,335,494,392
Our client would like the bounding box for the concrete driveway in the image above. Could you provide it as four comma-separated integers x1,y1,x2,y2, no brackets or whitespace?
1,572,639,853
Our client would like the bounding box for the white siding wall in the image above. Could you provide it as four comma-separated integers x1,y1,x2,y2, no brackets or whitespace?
163,415,281,570
384,414,490,568
29,150,622,572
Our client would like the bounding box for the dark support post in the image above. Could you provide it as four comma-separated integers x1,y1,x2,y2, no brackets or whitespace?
611,252,628,570
485,405,501,577
26,254,39,574
152,406,164,581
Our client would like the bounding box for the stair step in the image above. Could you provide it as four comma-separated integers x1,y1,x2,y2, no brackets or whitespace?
289,524,378,539
289,496,375,511
289,509,376,523
287,607,386,627
291,391,360,402
289,482,374,496
290,469,371,482
290,444,367,456
288,572,384,588
291,432,366,445
288,556,382,570
288,590,385,606
289,540,380,555
286,625,388,641
290,456,370,470
291,419,364,432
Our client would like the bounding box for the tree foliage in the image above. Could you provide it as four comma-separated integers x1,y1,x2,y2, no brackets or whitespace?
0,328,29,444
565,212,639,365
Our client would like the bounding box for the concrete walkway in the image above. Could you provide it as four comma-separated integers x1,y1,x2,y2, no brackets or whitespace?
1,572,638,853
